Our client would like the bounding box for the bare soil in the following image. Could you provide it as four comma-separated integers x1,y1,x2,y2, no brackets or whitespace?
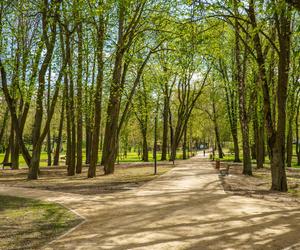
218,161,300,206
0,162,173,195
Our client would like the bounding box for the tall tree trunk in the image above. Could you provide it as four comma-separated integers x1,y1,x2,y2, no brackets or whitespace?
169,106,175,162
232,129,240,162
88,13,104,178
235,0,252,175
53,89,65,166
65,73,71,167
11,122,19,169
0,108,9,149
182,125,187,159
286,122,293,168
161,88,169,161
3,138,11,164
296,102,300,165
212,101,223,159
220,60,240,162
27,1,61,179
270,3,291,191
76,22,83,174
256,118,265,168
85,51,95,165
102,2,126,175
47,66,52,166
65,31,76,176
142,127,148,162
248,0,289,191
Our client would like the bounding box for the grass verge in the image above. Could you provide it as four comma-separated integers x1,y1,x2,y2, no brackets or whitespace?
0,195,81,250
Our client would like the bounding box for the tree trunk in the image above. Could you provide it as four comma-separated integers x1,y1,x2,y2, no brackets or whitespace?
232,129,240,162
142,128,148,162
88,15,104,178
0,108,9,148
65,31,76,176
169,106,175,162
161,90,169,161
11,128,19,170
85,52,95,165
212,101,223,159
235,0,252,175
296,102,300,165
28,146,42,180
65,71,71,166
256,122,265,168
182,125,187,159
102,3,126,175
53,91,65,166
248,0,288,191
47,66,52,166
76,22,83,174
286,121,293,168
3,139,11,164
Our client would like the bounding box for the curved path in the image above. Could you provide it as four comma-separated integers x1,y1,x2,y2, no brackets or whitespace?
1,155,300,250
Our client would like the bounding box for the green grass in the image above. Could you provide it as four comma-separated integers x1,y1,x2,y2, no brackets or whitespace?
0,195,81,250
213,147,300,168
0,150,195,168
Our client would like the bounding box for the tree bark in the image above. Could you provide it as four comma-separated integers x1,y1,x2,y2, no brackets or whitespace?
141,127,148,162
296,102,300,165
76,21,83,174
182,125,187,159
212,100,223,159
53,88,65,166
235,0,252,175
47,66,52,166
161,85,169,161
65,30,76,176
88,9,105,178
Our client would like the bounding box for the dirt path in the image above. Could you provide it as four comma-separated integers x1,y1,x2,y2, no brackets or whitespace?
1,155,300,250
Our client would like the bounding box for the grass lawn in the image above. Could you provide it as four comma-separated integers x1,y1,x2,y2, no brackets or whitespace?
0,195,81,250
0,150,195,168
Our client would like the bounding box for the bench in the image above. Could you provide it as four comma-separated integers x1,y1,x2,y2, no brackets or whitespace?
219,164,230,176
2,162,12,170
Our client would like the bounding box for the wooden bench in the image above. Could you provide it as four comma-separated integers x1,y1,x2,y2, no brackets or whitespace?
2,162,12,170
219,164,230,176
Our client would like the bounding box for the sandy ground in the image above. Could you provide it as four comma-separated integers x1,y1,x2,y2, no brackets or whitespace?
220,162,300,206
0,162,173,195
0,155,300,250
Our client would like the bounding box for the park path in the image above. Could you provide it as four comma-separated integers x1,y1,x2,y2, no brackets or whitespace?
1,155,300,250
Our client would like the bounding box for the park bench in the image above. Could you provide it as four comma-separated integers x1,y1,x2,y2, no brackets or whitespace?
1,162,12,170
219,164,230,177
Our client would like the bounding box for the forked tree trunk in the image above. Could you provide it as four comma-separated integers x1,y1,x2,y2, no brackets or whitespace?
101,2,126,175
88,13,104,178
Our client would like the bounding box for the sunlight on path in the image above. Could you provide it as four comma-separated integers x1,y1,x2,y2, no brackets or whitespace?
0,154,299,250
